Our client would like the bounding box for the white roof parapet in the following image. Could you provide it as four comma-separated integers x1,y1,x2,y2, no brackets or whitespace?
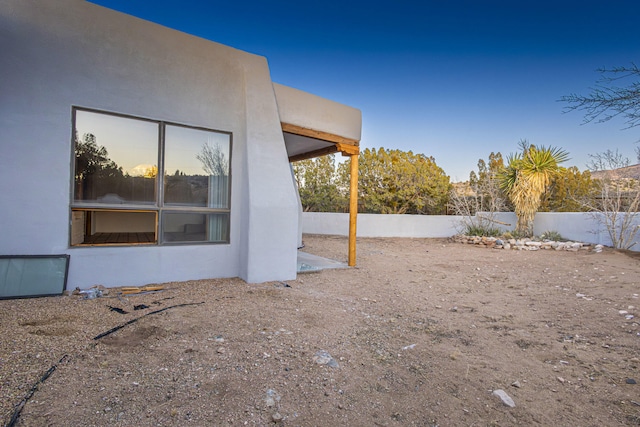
273,83,362,142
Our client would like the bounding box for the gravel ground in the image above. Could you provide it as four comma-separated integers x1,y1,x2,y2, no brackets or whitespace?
1,234,639,426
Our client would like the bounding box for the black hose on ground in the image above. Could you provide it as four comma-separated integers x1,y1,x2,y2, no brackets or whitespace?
5,302,204,427
93,302,204,340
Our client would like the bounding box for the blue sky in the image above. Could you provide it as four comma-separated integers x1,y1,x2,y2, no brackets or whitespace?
91,0,640,181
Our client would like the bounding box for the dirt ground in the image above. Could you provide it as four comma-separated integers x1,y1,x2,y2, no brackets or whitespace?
1,234,639,426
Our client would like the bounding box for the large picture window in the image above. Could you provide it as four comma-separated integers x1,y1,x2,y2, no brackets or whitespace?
71,108,231,246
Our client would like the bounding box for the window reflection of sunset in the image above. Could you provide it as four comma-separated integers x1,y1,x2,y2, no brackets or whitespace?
72,108,232,244
75,110,230,178
75,110,158,176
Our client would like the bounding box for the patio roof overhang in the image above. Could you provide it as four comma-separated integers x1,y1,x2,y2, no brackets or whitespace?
274,83,361,161
282,123,359,162
274,83,361,266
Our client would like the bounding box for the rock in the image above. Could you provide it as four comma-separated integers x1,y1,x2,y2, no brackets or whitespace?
265,389,281,407
492,389,515,407
272,412,283,422
313,350,339,368
511,381,521,388
453,235,598,253
626,378,637,384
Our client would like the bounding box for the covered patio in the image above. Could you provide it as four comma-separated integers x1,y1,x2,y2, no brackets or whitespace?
274,83,361,267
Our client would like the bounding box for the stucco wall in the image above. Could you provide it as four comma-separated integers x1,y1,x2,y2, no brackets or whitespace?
302,212,640,250
302,212,464,237
273,83,362,141
0,0,299,286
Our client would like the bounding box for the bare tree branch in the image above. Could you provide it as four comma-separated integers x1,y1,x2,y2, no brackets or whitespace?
560,63,640,130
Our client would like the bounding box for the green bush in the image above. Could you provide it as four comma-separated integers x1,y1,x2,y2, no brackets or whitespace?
465,225,502,237
539,230,564,241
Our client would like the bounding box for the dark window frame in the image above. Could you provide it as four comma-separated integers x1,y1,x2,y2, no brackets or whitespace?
70,107,232,247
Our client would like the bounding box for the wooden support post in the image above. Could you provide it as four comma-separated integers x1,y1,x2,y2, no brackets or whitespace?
348,153,358,266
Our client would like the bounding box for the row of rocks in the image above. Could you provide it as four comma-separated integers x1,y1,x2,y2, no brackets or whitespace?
453,235,605,252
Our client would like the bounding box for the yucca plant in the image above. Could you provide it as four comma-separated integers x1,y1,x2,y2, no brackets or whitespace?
498,142,569,236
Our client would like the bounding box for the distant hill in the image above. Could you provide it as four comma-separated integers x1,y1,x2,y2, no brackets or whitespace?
590,164,640,180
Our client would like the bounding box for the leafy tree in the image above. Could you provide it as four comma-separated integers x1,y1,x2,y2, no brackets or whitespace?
341,147,451,214
539,166,596,212
75,133,122,181
293,155,347,212
498,141,569,236
469,152,504,187
467,152,510,213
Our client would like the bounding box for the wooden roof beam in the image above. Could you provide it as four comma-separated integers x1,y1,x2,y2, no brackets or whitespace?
288,145,339,163
281,123,359,146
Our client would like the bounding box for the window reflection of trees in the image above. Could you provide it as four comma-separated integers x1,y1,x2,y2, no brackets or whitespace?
198,142,229,209
164,137,229,208
197,141,229,177
164,170,208,206
74,132,156,204
72,108,231,244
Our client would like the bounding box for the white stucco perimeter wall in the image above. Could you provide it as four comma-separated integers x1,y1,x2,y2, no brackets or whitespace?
303,212,640,250
302,212,463,238
533,212,640,249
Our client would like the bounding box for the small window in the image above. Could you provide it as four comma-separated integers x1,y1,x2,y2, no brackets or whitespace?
70,108,231,246
162,212,229,243
71,210,157,245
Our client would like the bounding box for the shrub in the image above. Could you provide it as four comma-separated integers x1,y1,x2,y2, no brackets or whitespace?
503,229,528,240
465,224,502,237
539,230,564,241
